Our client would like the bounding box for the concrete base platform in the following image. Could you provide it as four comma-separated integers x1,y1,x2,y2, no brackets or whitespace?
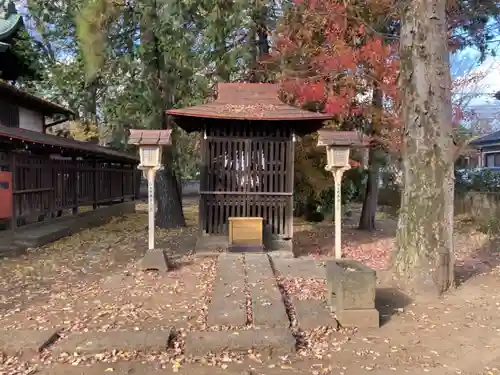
264,238,293,252
184,329,296,357
195,235,294,255
51,330,172,355
228,244,264,253
0,202,135,254
195,235,229,253
0,242,26,257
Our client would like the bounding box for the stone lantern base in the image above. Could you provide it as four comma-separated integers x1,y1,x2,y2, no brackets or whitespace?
140,248,170,272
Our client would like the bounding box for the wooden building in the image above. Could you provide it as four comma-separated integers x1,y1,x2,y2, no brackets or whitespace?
0,83,139,234
167,83,331,250
0,12,140,235
0,81,75,132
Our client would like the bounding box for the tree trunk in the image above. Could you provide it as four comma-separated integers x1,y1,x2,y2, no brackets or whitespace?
141,0,185,229
392,0,455,295
359,85,383,231
247,1,269,83
155,155,185,228
359,148,380,230
256,18,269,57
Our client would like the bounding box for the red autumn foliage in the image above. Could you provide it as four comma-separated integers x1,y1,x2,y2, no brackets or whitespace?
275,0,485,153
275,0,401,150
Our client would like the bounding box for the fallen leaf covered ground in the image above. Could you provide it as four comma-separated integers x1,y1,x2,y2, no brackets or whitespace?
1,200,500,374
293,203,500,279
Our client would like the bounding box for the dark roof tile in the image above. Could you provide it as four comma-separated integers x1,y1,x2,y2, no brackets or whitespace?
469,130,500,146
0,81,75,117
0,126,138,162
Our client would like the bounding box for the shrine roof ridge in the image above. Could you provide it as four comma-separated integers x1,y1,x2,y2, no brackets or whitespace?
166,83,333,122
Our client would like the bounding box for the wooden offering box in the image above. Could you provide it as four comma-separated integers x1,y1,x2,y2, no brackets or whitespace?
228,217,263,252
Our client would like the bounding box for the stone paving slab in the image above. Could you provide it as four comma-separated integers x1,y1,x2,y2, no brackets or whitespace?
271,258,325,279
245,254,275,281
207,254,247,327
292,299,336,330
184,328,296,357
39,363,469,375
267,250,295,259
39,361,309,375
39,363,230,375
245,254,289,327
51,330,171,355
0,329,60,357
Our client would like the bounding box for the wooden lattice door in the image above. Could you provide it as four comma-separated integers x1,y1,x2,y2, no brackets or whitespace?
200,127,294,239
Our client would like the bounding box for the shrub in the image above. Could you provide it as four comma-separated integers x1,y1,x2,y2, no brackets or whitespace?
305,211,325,222
455,168,500,192
477,217,500,240
317,167,365,215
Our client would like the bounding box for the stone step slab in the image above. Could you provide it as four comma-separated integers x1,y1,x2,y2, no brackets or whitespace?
292,299,336,330
39,361,309,375
184,328,296,357
0,329,60,358
207,254,247,327
51,329,171,355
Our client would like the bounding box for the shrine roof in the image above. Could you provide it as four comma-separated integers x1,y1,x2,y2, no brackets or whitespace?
0,2,22,42
317,130,371,147
167,83,333,122
128,129,172,145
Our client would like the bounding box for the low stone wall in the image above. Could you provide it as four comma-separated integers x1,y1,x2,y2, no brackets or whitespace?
378,188,500,219
454,191,500,217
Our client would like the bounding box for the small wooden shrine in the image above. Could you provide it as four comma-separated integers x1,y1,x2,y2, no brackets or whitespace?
167,83,332,250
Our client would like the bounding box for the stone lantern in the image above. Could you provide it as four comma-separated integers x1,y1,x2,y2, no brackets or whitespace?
317,130,370,259
128,129,172,271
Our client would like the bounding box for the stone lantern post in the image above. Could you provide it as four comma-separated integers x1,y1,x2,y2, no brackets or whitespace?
128,129,172,271
317,130,370,259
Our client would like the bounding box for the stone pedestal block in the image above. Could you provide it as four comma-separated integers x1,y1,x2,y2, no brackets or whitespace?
326,259,376,310
326,259,379,328
336,308,379,328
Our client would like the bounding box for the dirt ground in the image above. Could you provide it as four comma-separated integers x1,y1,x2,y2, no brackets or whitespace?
1,200,500,374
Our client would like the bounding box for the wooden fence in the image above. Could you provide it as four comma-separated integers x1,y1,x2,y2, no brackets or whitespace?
0,150,139,229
